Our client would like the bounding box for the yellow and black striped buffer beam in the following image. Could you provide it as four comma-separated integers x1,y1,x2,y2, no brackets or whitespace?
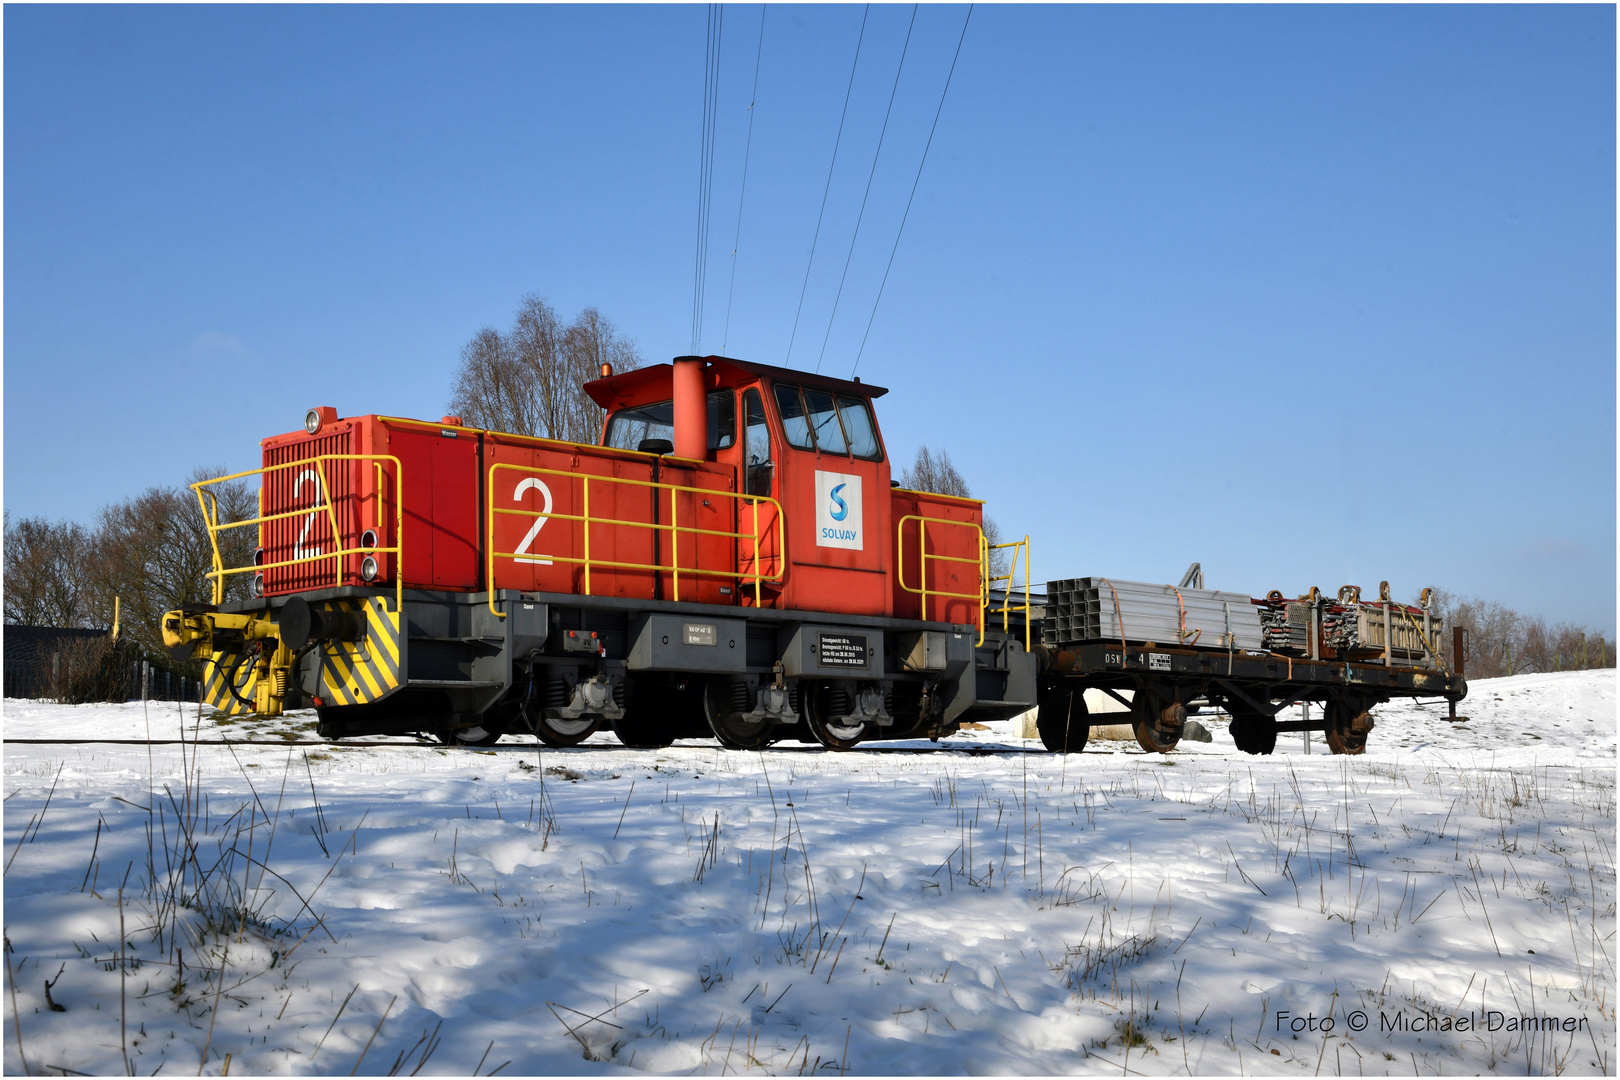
202,649,258,716
316,596,402,706
201,597,403,714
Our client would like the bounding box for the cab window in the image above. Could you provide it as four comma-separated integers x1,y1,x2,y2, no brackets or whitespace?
773,384,815,450
604,391,735,452
836,396,880,459
742,388,772,496
803,389,848,455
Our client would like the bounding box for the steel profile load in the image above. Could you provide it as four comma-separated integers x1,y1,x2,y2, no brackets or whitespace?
1042,577,1265,652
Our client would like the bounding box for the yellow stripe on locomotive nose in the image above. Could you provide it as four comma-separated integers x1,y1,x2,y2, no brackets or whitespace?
365,600,401,668
347,641,386,700
322,597,399,703
204,653,256,715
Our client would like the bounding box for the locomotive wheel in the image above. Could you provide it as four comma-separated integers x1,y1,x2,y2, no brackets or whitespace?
802,682,866,751
1324,697,1373,755
1132,686,1186,754
1035,684,1089,754
521,671,600,747
609,679,674,749
438,724,501,747
530,713,600,748
1227,708,1277,756
704,676,774,751
609,713,671,749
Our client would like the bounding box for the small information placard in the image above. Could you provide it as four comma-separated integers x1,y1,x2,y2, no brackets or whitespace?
817,633,869,669
684,623,717,647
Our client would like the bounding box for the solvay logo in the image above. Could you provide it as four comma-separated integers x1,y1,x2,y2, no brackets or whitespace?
828,484,850,521
815,471,863,550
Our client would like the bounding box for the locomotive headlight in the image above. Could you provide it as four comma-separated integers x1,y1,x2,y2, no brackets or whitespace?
251,572,265,598
305,409,321,435
360,555,379,582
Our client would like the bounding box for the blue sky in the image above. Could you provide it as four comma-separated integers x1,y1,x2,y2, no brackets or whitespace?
5,4,1614,631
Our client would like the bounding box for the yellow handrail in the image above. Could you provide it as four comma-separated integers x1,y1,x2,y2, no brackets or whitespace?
191,454,404,611
984,535,1032,651
896,513,986,644
485,462,786,618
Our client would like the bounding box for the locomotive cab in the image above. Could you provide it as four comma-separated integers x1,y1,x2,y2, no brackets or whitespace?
585,356,895,617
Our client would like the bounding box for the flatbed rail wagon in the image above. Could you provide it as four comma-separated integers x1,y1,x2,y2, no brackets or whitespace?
163,354,1466,755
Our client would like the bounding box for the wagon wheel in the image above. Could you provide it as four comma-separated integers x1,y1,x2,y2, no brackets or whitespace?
1132,686,1186,754
609,679,675,749
802,681,866,751
704,676,775,751
1324,697,1374,755
1227,706,1277,756
1035,683,1089,754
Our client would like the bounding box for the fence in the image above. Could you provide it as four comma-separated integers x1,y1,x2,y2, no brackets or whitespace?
2,624,199,702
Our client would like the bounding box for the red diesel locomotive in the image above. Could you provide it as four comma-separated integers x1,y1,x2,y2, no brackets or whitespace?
164,355,1035,750
163,354,1465,754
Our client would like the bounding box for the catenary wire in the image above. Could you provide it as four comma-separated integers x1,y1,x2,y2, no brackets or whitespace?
721,5,767,354
850,4,972,379
814,4,918,374
783,5,870,366
691,4,724,355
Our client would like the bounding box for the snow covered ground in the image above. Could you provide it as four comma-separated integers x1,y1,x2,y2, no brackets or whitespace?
3,670,1614,1075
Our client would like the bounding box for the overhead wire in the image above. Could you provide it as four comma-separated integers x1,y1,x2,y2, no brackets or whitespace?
814,4,918,373
721,5,767,355
691,4,725,356
783,5,870,366
850,4,973,379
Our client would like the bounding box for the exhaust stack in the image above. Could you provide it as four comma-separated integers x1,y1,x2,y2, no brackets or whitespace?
672,355,707,459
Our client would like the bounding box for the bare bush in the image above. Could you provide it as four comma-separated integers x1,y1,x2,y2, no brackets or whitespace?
448,296,645,443
43,633,142,703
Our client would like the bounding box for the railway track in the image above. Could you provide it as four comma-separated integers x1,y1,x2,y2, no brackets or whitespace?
0,737,1117,755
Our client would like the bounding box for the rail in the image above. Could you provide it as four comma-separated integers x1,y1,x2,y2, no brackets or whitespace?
984,535,1033,651
485,463,786,618
193,455,405,610
896,514,987,644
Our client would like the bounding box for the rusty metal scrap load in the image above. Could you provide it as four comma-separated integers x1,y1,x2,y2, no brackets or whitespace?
1255,586,1446,670
1258,602,1309,653
1042,578,1266,651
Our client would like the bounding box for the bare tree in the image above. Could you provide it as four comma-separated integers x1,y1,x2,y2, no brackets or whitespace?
85,467,257,660
510,295,567,437
1430,587,1612,677
561,307,646,443
448,295,644,443
899,445,1011,578
447,327,538,436
3,513,96,627
899,445,971,498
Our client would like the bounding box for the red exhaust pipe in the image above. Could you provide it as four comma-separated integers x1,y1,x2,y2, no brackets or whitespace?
672,356,707,460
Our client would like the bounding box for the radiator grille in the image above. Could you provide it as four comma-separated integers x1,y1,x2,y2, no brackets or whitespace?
263,432,354,593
